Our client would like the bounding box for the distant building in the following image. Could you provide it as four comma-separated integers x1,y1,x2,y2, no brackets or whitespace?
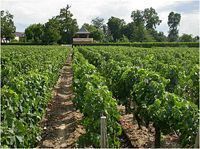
14,32,25,41
73,27,93,44
1,37,8,43
1,32,25,43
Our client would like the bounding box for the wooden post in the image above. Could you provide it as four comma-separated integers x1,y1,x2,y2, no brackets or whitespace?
54,86,59,99
101,115,107,148
194,132,199,148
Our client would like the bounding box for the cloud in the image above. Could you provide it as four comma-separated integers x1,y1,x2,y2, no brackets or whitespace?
179,12,199,36
157,1,199,14
1,0,199,36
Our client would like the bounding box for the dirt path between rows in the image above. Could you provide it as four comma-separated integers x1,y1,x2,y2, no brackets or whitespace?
37,52,85,148
118,105,180,148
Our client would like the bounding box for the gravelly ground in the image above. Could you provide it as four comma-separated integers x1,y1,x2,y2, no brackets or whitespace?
37,53,85,148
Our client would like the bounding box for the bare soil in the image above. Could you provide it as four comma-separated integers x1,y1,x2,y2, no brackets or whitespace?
37,53,85,148
118,105,180,148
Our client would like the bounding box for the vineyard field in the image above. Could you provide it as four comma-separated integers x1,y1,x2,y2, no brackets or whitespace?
1,0,200,147
1,46,70,147
77,46,199,147
1,45,199,148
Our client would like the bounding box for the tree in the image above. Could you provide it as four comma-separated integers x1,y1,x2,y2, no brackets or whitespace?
155,31,167,42
56,5,78,44
193,36,199,42
179,34,193,42
101,24,113,42
168,12,181,42
83,23,104,42
144,7,161,30
25,23,44,43
143,29,156,42
135,23,146,42
42,18,61,44
119,35,129,42
130,10,149,42
91,17,104,29
1,10,16,43
130,8,163,42
131,10,144,26
122,22,136,41
123,22,154,42
107,16,125,41
147,29,167,42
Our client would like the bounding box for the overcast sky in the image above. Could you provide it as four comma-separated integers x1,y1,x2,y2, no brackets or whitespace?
1,0,199,36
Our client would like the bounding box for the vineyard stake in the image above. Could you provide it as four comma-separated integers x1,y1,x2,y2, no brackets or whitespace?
194,131,199,148
101,115,107,148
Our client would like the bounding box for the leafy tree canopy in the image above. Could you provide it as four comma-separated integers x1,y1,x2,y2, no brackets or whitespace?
42,18,61,44
25,23,43,43
144,7,161,30
131,10,144,26
168,12,181,42
179,34,193,42
83,23,104,42
107,16,125,41
91,17,104,29
1,10,16,42
56,5,78,44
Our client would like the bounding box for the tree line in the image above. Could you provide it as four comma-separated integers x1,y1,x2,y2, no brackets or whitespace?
1,5,199,44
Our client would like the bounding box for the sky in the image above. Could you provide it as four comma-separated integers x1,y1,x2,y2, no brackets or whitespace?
1,0,199,36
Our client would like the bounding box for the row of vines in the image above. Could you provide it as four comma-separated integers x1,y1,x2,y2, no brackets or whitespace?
1,46,70,147
72,49,121,147
77,46,199,147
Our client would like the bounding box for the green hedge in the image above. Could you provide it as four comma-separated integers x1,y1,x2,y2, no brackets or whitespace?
2,42,199,47
1,42,46,45
73,42,199,48
1,42,59,45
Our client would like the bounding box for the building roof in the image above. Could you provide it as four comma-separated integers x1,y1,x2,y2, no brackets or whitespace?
76,27,90,34
15,32,25,37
